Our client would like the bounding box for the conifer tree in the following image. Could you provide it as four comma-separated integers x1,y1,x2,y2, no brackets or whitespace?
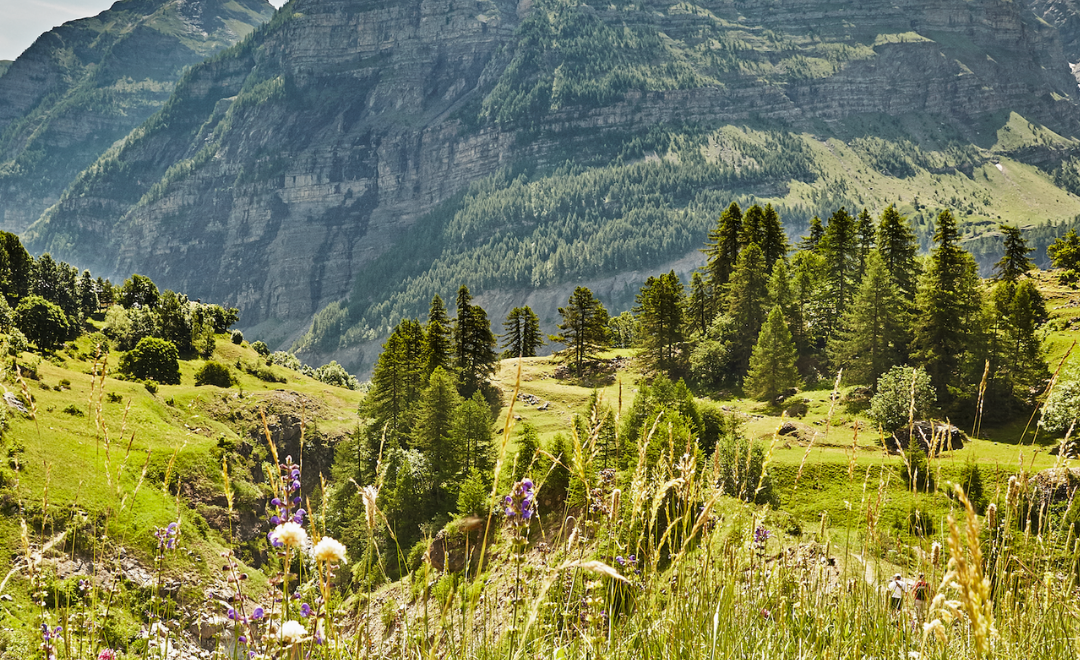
450,391,494,476
726,243,770,373
687,272,710,337
412,367,464,506
854,208,876,281
0,231,32,305
453,286,497,395
424,294,452,376
744,305,801,401
761,203,789,270
739,204,765,250
768,258,803,349
819,206,859,338
77,269,99,321
704,202,743,307
500,306,544,358
635,270,686,373
912,210,984,395
1048,228,1080,271
797,216,824,251
993,224,1034,283
552,286,610,377
827,251,907,386
876,205,920,300
790,249,828,352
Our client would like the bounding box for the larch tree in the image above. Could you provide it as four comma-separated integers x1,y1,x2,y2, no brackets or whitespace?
744,305,801,401
450,391,495,476
768,257,804,351
854,207,876,282
552,286,610,377
739,204,765,250
797,216,824,252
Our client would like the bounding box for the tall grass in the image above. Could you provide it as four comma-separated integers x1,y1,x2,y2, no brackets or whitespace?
4,359,1080,660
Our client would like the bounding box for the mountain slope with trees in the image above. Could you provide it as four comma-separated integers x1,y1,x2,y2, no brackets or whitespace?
0,0,274,235
17,0,1080,374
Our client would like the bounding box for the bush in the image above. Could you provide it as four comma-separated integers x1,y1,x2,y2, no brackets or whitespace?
194,361,235,388
2,328,29,356
314,361,359,389
244,362,286,383
14,296,71,351
270,351,303,371
231,330,244,345
251,340,270,357
118,337,181,385
867,365,936,432
714,428,774,505
456,468,490,517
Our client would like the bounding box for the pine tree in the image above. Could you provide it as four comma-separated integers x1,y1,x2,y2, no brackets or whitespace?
687,272,710,337
500,306,544,358
819,207,859,338
768,258,803,350
761,203,789,271
552,286,610,377
790,249,828,353
1048,228,1080,271
726,243,770,373
424,295,452,376
739,204,765,250
797,216,824,251
635,270,686,373
744,305,801,401
704,202,743,307
912,210,984,395
993,224,1034,283
412,367,464,506
876,205,920,300
854,208,876,281
827,251,906,386
450,391,494,476
453,286,498,395
0,231,32,305
77,269,99,321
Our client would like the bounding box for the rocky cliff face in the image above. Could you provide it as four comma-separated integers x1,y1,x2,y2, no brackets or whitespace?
0,0,274,234
23,0,1080,369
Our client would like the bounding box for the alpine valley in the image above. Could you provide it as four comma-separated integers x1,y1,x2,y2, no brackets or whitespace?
9,0,1080,371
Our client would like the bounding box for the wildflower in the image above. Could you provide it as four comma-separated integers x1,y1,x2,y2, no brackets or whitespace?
278,620,308,646
271,522,308,549
300,603,312,617
97,650,117,660
312,537,348,564
271,498,282,507
503,479,536,527
251,607,265,620
616,556,625,566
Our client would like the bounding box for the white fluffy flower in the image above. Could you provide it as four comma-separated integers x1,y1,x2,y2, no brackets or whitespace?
312,536,347,564
272,521,308,549
278,620,308,646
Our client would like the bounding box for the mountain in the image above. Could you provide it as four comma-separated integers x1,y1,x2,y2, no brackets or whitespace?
0,0,275,234
23,0,1080,372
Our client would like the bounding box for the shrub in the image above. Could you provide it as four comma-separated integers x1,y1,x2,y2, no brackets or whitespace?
2,328,29,356
245,362,286,383
119,337,181,385
867,365,935,432
251,340,270,357
270,351,303,371
144,381,159,395
194,361,235,388
314,361,359,389
61,404,84,417
231,330,244,345
14,295,70,351
456,468,489,517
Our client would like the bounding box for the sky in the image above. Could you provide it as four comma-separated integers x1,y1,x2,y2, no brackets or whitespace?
0,0,289,62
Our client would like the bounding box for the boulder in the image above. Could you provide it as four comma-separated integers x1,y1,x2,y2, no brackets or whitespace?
887,421,965,455
1031,468,1080,505
425,516,487,573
